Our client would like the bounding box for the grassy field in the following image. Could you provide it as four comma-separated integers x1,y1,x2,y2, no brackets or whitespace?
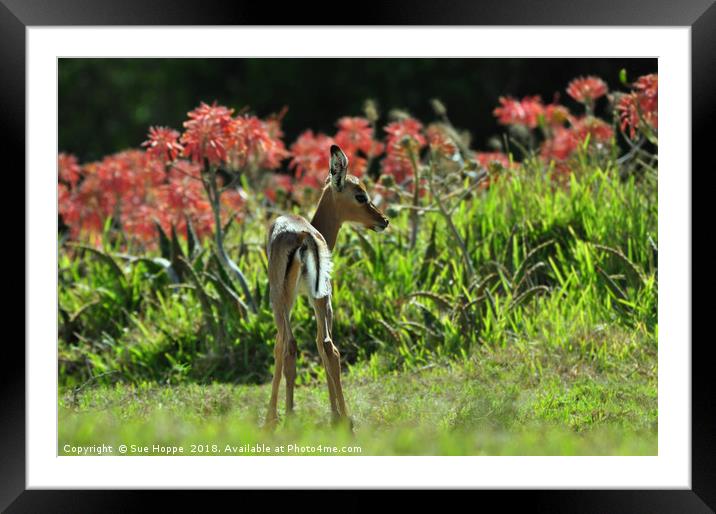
60,340,656,456
58,127,658,455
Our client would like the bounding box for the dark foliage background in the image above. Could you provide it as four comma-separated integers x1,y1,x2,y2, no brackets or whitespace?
59,58,656,162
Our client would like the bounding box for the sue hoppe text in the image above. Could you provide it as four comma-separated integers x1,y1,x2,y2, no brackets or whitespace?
61,443,363,455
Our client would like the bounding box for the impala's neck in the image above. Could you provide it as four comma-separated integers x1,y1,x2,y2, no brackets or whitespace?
311,186,341,251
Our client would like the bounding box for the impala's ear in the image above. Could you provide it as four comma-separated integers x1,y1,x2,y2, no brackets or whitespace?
329,144,349,191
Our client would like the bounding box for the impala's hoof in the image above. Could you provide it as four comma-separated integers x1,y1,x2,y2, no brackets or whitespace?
264,414,279,431
331,414,354,432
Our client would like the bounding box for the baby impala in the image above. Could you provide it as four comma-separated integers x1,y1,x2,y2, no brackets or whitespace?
265,144,389,427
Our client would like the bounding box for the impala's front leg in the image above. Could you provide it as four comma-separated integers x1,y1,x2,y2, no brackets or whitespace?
314,333,338,421
314,296,349,424
310,296,337,419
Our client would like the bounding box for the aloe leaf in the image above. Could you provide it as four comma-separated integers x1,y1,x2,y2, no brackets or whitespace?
221,254,257,313
509,285,550,309
177,256,219,346
405,291,453,311
210,252,239,295
596,264,629,301
70,299,100,324
185,215,200,259
204,271,248,318
154,221,171,261
132,256,181,284
418,222,438,285
254,275,262,310
591,243,647,285
58,306,70,326
512,239,555,289
171,224,186,261
353,227,376,262
222,216,234,239
68,243,127,287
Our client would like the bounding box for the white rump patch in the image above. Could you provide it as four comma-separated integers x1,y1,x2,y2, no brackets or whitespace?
271,215,333,299
300,234,333,299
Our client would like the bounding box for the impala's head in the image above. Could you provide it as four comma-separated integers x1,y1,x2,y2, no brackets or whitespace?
327,145,389,232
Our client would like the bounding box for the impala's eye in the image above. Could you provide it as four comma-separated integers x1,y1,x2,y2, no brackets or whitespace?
355,194,368,204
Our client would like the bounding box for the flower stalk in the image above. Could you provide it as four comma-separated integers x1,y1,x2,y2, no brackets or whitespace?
426,152,475,280
405,141,422,250
202,160,258,314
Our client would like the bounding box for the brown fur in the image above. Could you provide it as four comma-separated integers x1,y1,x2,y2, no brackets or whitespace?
264,146,388,428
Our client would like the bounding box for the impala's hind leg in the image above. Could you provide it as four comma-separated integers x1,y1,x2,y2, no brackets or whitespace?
267,306,295,427
313,295,349,423
283,322,298,416
266,243,302,428
266,329,284,428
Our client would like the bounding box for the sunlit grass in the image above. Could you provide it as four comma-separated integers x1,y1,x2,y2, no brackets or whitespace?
60,337,656,456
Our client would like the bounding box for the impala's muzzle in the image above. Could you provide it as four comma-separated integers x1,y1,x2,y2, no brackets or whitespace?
372,217,389,232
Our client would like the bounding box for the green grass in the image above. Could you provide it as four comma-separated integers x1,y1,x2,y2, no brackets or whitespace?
60,334,657,456
58,154,658,455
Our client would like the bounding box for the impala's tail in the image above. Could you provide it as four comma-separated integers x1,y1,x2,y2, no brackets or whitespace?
300,232,333,299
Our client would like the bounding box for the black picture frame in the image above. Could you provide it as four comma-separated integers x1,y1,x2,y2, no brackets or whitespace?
2,0,713,511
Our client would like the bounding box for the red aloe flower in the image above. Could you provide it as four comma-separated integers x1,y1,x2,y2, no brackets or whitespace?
544,104,571,127
540,126,579,162
259,112,290,170
539,115,612,167
384,118,426,148
58,183,70,212
225,115,288,171
475,152,513,169
572,116,614,145
474,151,516,190
58,181,80,231
142,126,184,164
618,73,658,139
63,172,112,239
426,125,459,159
633,73,658,112
121,203,160,245
617,95,640,139
380,118,426,184
493,96,545,129
155,161,214,238
159,162,205,212
289,130,334,189
96,153,133,201
58,143,226,248
58,153,81,187
181,102,234,166
334,116,384,177
335,117,384,157
220,187,247,229
264,174,294,203
566,76,608,104
635,75,658,131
